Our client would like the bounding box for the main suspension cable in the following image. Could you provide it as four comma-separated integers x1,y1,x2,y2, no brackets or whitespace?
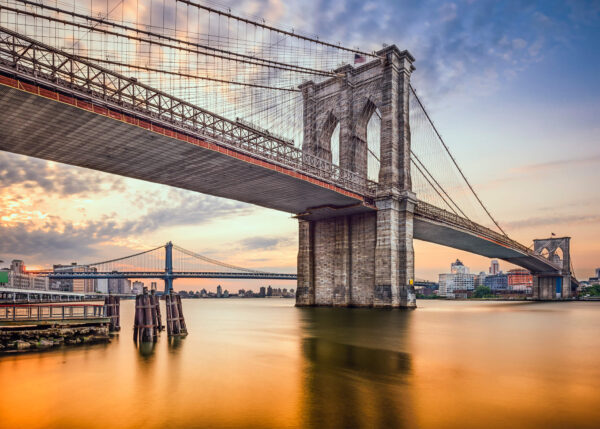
3,2,335,77
409,85,508,236
174,0,379,59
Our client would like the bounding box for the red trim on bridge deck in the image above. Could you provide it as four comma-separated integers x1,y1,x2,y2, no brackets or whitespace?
0,75,370,205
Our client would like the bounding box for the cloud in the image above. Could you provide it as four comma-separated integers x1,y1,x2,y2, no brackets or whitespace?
0,190,252,264
282,0,599,103
438,3,458,22
0,152,125,196
237,236,293,250
509,154,600,174
505,213,600,229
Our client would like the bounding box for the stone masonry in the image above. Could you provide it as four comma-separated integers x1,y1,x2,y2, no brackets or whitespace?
532,237,573,299
296,46,417,308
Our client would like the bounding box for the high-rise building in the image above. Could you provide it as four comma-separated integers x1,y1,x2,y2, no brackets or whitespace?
439,259,475,297
475,271,487,287
489,260,500,275
259,286,266,297
150,281,158,291
108,278,132,294
53,263,94,292
97,278,109,294
217,285,222,298
451,259,469,274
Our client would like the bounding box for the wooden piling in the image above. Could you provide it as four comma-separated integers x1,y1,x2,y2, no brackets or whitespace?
175,294,187,335
165,292,187,337
133,288,159,343
104,295,120,332
151,290,163,331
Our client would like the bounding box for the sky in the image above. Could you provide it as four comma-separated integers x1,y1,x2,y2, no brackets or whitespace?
1,0,599,289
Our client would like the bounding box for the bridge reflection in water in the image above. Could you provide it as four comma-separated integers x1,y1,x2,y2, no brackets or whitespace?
299,309,414,428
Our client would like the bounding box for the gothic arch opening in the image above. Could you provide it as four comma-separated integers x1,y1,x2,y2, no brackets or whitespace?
366,107,381,182
320,111,340,167
331,122,340,167
553,247,564,264
357,99,381,182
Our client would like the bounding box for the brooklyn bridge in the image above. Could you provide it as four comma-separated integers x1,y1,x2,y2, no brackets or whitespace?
0,0,577,306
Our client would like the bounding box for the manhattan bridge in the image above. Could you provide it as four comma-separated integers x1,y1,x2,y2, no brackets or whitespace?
0,0,578,306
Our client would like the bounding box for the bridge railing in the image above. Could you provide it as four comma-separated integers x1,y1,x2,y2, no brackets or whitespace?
0,303,106,323
415,201,533,254
0,27,372,197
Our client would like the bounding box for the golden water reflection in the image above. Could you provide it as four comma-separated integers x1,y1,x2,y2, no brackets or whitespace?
0,299,599,428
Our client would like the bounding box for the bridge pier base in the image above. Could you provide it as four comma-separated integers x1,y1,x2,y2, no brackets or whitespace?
296,195,416,308
532,275,572,300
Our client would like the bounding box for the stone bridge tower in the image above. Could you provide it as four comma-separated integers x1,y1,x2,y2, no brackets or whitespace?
295,46,417,308
532,237,573,299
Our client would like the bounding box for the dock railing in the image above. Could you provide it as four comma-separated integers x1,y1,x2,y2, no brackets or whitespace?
0,303,107,323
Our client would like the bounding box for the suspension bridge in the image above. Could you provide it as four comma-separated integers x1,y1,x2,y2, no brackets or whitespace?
0,0,577,306
32,241,296,289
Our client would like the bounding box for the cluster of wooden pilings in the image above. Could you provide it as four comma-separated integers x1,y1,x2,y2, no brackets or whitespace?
133,289,163,343
103,295,120,332
165,292,187,336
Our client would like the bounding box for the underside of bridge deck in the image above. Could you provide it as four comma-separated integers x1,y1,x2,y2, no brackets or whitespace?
0,82,373,216
413,216,560,273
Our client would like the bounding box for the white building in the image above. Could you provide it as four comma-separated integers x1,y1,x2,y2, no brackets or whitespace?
1,260,49,291
439,259,476,297
132,281,144,295
97,278,109,294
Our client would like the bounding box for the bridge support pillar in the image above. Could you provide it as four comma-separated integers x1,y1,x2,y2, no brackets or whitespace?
532,237,573,300
532,275,572,300
295,194,417,308
296,45,416,308
374,194,417,308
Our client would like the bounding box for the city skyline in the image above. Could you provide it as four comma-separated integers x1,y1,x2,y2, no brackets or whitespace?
1,0,599,287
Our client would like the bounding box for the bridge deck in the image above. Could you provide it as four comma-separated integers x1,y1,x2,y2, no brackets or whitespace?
0,76,371,216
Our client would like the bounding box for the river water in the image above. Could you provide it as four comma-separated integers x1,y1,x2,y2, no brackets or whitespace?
0,299,599,428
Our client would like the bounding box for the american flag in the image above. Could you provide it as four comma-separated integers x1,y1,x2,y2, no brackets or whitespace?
354,53,366,64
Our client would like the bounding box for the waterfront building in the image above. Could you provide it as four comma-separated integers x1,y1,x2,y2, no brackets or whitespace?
475,271,487,287
108,278,132,294
507,269,533,292
259,286,266,297
217,285,223,298
439,259,475,297
97,278,109,294
132,281,144,295
484,273,509,291
0,260,49,291
267,286,273,296
8,260,29,289
53,263,95,293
